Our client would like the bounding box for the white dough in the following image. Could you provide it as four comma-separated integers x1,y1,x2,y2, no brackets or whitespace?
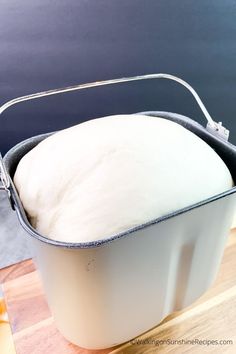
14,114,234,242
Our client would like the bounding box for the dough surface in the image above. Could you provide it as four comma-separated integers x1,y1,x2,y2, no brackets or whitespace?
14,114,234,242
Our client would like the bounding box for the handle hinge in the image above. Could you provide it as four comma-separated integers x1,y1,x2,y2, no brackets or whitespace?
0,153,14,209
206,121,229,141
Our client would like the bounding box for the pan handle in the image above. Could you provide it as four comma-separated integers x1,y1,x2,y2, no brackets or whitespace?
0,73,230,210
0,73,229,139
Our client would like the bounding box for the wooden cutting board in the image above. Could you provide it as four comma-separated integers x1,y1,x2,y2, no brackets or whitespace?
1,229,236,354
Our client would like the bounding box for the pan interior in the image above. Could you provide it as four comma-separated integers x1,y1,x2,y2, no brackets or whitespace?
2,112,236,247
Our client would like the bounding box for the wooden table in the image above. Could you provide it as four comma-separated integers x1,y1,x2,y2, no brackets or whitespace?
1,229,236,354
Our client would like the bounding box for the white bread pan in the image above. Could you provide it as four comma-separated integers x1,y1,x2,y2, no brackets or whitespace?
1,74,236,349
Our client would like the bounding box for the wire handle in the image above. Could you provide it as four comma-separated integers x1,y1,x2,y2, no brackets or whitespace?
0,73,229,195
0,73,222,125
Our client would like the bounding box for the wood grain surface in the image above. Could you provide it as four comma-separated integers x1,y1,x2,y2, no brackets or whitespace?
1,230,236,354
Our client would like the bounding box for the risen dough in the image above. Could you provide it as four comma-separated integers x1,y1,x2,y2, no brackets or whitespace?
14,114,233,242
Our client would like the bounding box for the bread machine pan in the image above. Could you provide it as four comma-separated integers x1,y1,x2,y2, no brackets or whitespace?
1,74,236,349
